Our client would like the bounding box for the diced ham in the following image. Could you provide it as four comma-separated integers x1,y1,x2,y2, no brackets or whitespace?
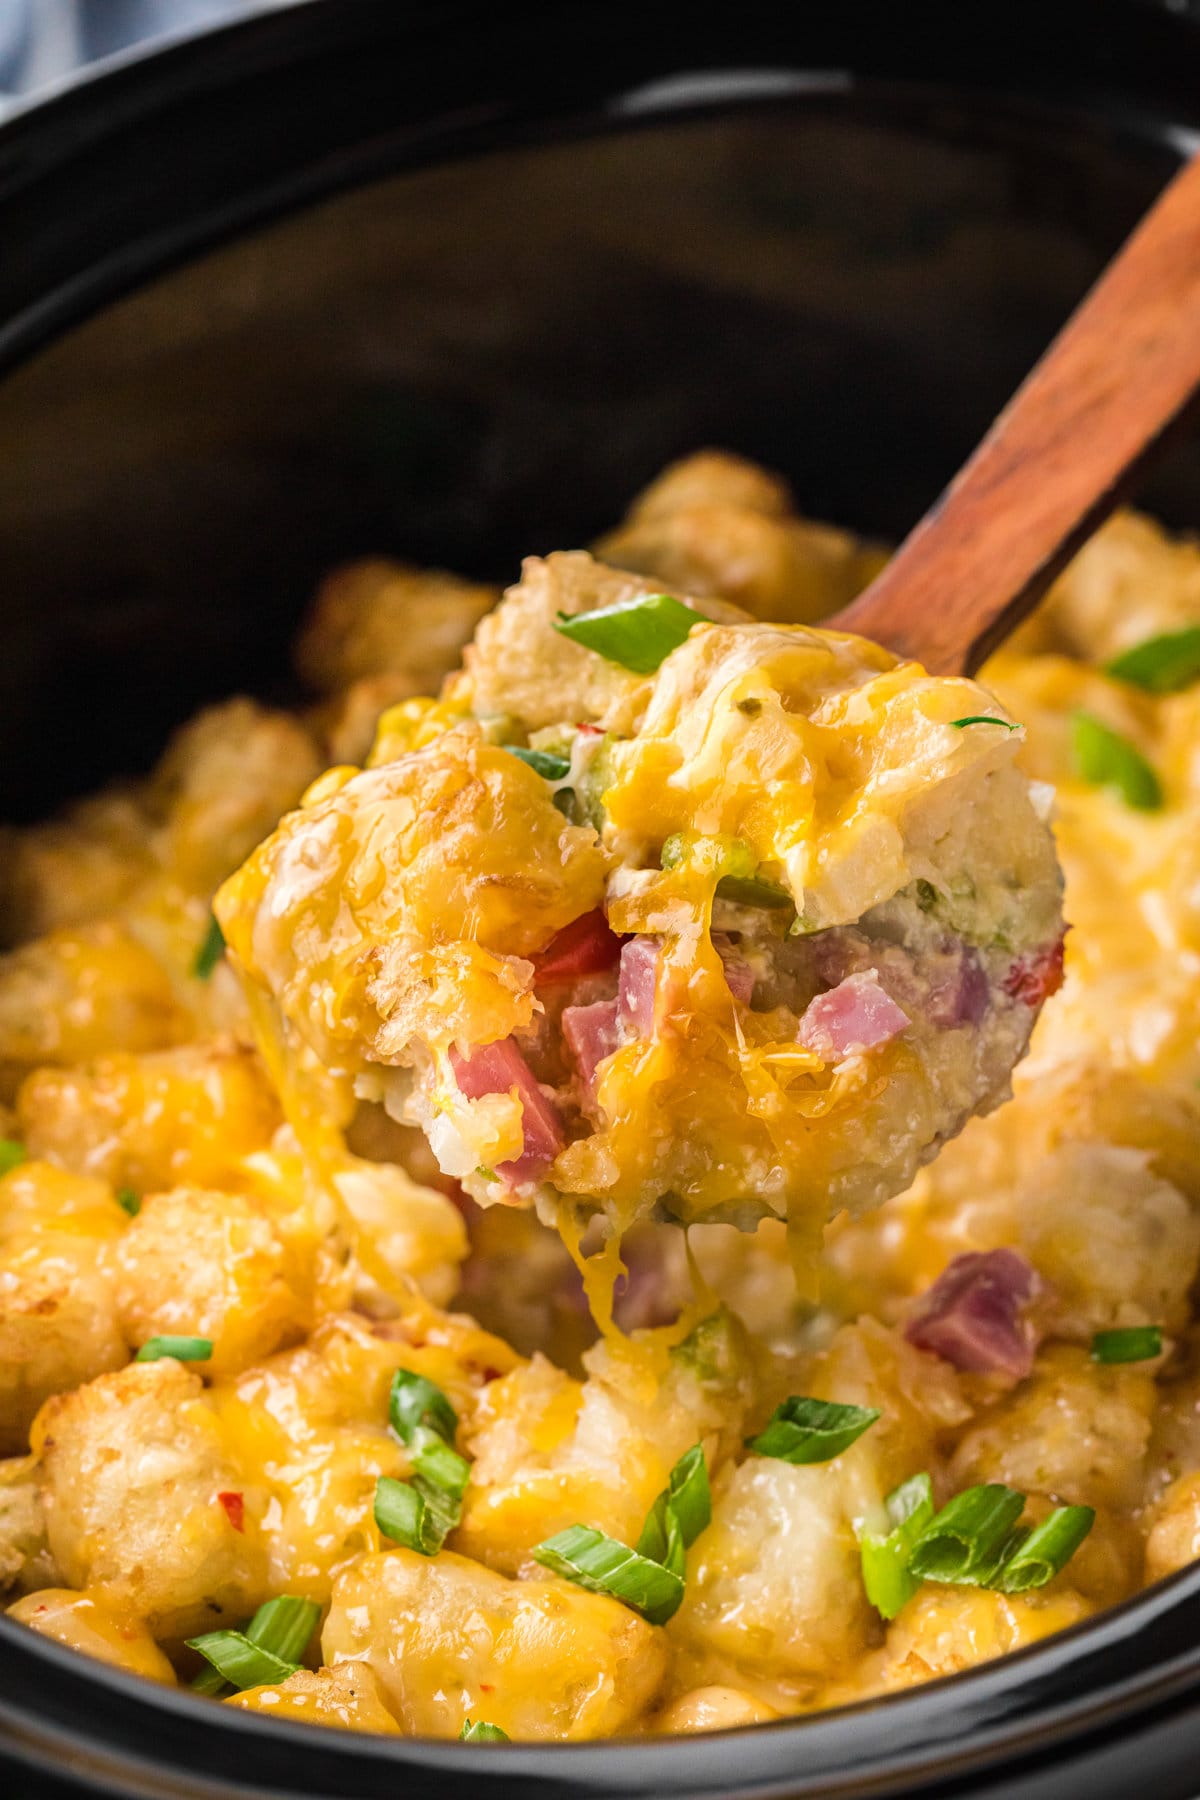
533,910,623,984
1004,934,1067,1008
813,928,988,1032
926,945,990,1028
617,935,660,1038
905,1249,1039,1379
449,1039,565,1181
562,997,621,1101
712,933,755,1005
563,935,662,1101
797,971,909,1061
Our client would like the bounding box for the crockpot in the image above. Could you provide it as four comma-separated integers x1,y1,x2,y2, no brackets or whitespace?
2,2,1200,1793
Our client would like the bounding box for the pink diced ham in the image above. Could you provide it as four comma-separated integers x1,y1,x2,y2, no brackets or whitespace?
564,935,662,1101
449,1039,565,1181
561,997,621,1101
905,1248,1039,1379
617,935,660,1037
797,970,909,1060
712,932,755,1005
926,945,990,1028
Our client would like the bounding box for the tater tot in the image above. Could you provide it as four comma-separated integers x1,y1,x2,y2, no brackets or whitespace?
33,1360,267,1638
322,1547,668,1740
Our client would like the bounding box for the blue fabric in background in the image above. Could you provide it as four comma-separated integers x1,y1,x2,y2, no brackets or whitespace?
0,0,30,86
77,0,246,58
0,0,262,101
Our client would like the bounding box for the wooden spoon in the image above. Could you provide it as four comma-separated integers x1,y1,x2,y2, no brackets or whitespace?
829,152,1200,675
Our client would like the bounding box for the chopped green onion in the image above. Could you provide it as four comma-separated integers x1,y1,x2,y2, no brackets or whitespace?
659,831,795,914
388,1369,459,1447
187,1632,297,1694
636,1443,711,1575
714,874,795,910
858,1472,935,1621
914,879,939,912
553,593,707,675
377,1371,467,1555
242,1596,321,1666
1071,711,1163,811
746,1396,880,1465
1091,1325,1163,1364
188,1594,319,1696
0,1139,26,1177
994,1506,1095,1594
1105,626,1200,694
951,716,1019,731
412,1435,472,1502
460,1719,510,1742
662,1444,711,1548
136,1335,213,1363
115,1187,141,1218
374,1473,459,1557
533,1524,685,1626
191,914,225,980
908,1483,1026,1586
503,745,571,781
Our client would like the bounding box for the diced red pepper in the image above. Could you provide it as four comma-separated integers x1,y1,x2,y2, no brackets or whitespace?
1003,934,1066,1007
217,1491,245,1533
532,910,623,984
450,1039,565,1181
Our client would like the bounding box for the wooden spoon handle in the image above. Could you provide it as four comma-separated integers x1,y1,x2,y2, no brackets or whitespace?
830,152,1200,675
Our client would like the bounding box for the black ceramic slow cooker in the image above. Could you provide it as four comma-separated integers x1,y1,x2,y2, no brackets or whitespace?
2,3,1200,1794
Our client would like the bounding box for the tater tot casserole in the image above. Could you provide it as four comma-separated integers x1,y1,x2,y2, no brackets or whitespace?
1,449,1199,1744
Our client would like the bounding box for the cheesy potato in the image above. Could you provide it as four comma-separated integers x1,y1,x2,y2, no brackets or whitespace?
0,451,1196,1750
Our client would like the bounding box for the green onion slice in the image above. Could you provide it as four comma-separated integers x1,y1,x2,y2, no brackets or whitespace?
374,1473,460,1557
242,1596,321,1665
191,914,225,980
636,1444,711,1574
951,716,1019,731
1105,626,1200,694
503,745,571,781
746,1396,880,1465
994,1506,1095,1594
908,1484,1027,1586
115,1187,141,1217
714,874,795,911
377,1371,467,1555
136,1335,213,1363
188,1632,297,1694
412,1434,472,1502
460,1719,510,1742
553,594,707,675
188,1594,319,1697
1071,711,1163,811
533,1524,685,1626
388,1369,459,1447
858,1472,935,1621
1091,1325,1163,1364
0,1139,26,1177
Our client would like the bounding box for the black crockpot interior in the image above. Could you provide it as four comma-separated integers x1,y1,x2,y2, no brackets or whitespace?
2,3,1200,1797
